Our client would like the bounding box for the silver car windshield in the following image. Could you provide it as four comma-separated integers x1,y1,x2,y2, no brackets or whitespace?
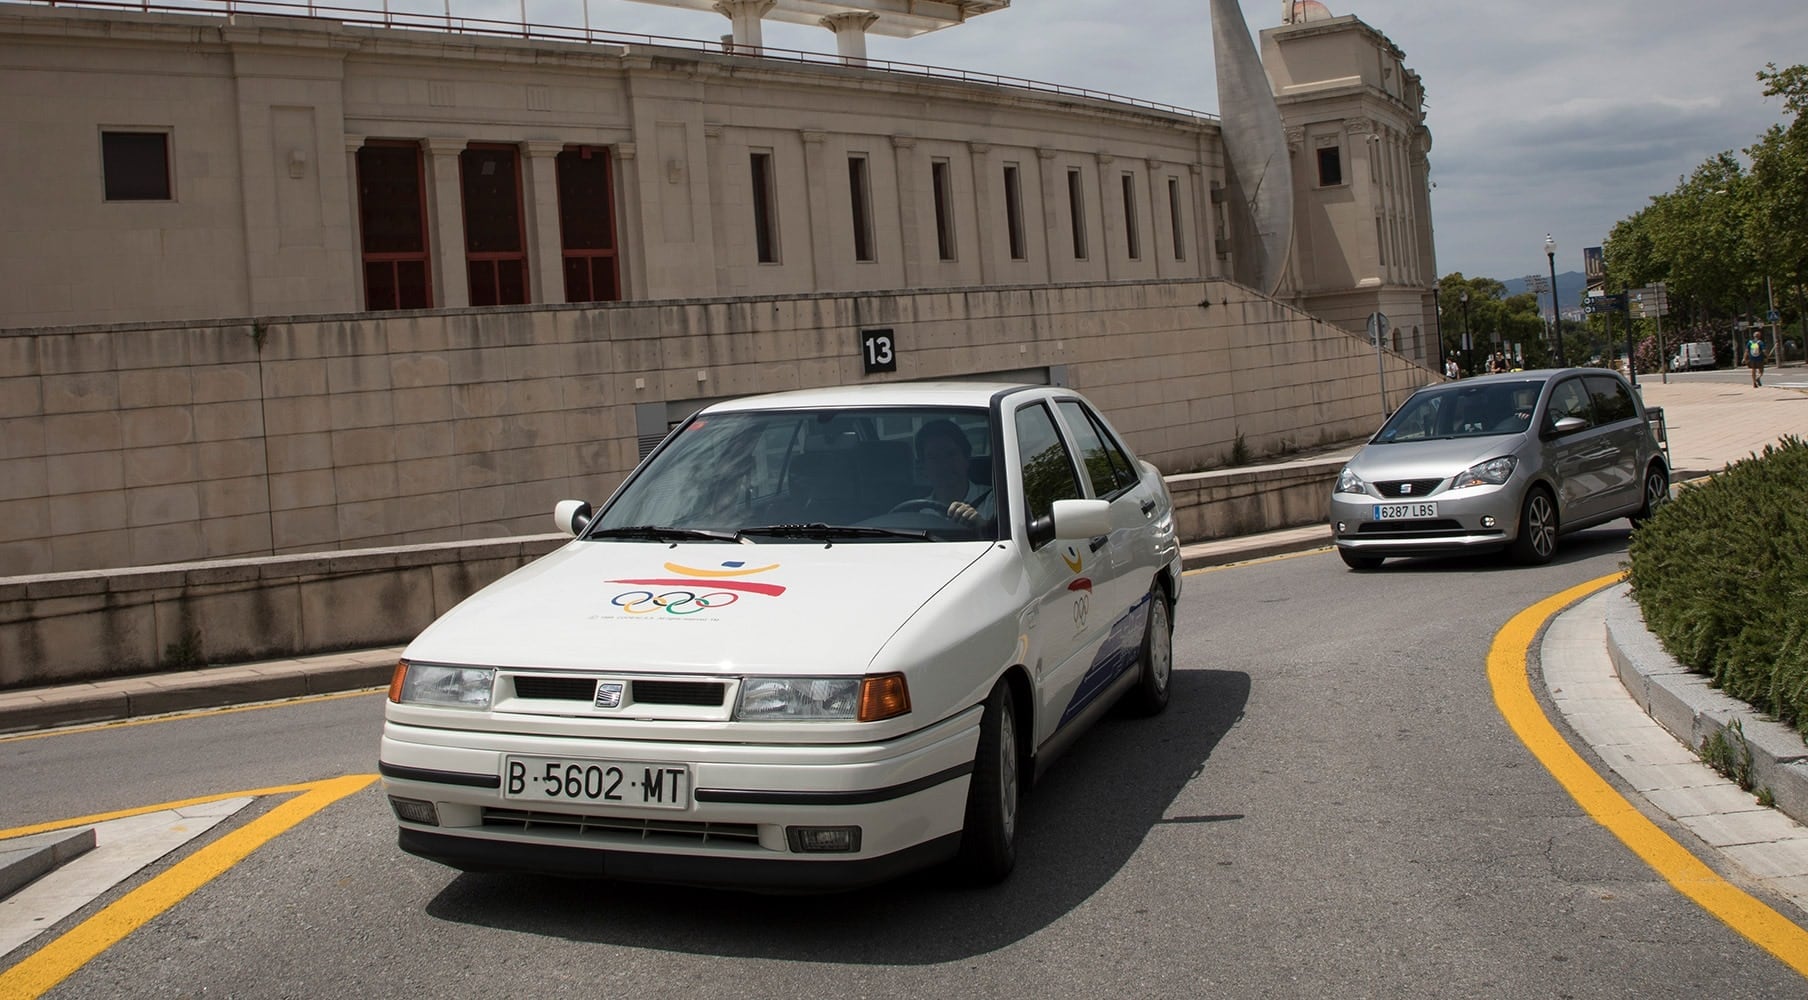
593,406,999,542
1374,380,1545,442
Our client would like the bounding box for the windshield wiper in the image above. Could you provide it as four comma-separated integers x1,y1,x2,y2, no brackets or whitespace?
586,525,740,543
737,523,931,541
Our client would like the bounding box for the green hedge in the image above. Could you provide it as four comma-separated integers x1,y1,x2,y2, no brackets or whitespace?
1626,436,1808,732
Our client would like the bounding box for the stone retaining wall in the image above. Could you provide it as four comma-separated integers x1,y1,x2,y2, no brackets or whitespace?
1,278,1430,577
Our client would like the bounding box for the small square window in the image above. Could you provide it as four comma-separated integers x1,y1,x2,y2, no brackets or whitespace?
102,131,171,201
1316,146,1343,187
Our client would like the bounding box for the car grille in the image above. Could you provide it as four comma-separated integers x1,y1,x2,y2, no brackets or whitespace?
1355,519,1467,535
1375,478,1445,498
512,676,596,700
633,680,725,706
481,808,762,847
508,676,727,706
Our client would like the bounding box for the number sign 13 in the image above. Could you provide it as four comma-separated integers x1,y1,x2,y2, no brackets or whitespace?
860,328,898,374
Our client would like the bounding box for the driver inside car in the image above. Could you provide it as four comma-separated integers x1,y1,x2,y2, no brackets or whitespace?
913,419,995,526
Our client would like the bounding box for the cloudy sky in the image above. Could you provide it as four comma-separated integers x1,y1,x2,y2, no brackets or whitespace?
454,0,1805,282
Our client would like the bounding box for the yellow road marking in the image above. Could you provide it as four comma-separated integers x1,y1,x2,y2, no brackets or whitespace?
1490,574,1808,978
0,688,384,745
0,781,341,841
0,774,377,999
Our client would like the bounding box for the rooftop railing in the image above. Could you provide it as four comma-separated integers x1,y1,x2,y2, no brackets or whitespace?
12,0,1217,122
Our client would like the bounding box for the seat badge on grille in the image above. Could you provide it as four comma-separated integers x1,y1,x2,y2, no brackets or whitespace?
1400,483,1413,495
594,681,625,709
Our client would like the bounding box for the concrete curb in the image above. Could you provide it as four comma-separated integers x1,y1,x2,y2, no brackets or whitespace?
0,827,96,900
1603,584,1808,824
0,652,398,736
1179,526,1332,570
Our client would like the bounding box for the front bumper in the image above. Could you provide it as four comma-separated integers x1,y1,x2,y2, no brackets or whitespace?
379,706,981,891
1328,485,1520,557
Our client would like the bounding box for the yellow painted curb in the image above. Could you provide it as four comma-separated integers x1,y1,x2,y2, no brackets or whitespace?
1490,574,1808,978
0,774,377,998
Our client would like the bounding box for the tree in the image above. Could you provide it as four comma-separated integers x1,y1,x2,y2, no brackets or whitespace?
1436,273,1547,371
1595,63,1808,363
1749,63,1808,357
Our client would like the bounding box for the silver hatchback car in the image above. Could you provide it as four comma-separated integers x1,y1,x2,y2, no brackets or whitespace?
1329,369,1669,570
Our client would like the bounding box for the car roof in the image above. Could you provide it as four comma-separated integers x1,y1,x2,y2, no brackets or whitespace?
702,381,1053,412
1434,368,1615,389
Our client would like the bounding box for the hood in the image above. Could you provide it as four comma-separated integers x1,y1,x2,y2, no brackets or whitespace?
1347,435,1526,483
404,540,993,675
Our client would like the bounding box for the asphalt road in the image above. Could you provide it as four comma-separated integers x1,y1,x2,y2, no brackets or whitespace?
5,531,1807,998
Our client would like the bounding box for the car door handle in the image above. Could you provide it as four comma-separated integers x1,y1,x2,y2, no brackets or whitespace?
1140,498,1156,515
1089,534,1109,553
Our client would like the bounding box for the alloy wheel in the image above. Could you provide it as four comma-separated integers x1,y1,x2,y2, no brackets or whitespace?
1528,493,1556,559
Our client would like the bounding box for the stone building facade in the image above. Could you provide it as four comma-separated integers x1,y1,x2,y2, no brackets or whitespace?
0,2,1444,575
0,3,1435,346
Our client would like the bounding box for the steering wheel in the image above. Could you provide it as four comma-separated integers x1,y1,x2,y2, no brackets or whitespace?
888,498,949,515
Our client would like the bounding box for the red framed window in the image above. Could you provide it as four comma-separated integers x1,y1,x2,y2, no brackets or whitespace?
555,145,622,302
460,144,530,306
355,141,433,310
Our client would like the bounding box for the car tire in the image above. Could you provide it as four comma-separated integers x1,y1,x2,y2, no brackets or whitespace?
1123,582,1173,717
955,680,1020,884
1510,486,1558,565
1339,548,1384,571
1630,463,1669,526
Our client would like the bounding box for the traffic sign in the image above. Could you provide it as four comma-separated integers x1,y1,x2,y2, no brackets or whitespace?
1628,284,1669,319
1366,312,1390,346
1770,309,1783,324
1585,292,1626,315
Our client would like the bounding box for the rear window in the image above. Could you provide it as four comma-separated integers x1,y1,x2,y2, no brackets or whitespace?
1584,375,1636,424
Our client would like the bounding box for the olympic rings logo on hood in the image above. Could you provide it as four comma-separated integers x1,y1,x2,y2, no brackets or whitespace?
606,560,786,616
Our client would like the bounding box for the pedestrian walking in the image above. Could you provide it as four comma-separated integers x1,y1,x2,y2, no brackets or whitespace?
1745,334,1766,388
1445,357,1459,380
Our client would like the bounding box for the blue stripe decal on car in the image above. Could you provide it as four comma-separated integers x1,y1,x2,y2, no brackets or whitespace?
1055,592,1151,729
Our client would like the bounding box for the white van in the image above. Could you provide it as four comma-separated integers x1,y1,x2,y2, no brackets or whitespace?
1671,342,1715,371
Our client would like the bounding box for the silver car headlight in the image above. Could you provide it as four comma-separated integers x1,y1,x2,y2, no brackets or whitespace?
736,674,910,722
1454,456,1517,489
389,661,494,709
1335,467,1368,495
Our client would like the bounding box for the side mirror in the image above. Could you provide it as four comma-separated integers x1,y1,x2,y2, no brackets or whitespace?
1026,498,1113,549
1050,498,1112,539
553,500,593,537
1551,415,1588,436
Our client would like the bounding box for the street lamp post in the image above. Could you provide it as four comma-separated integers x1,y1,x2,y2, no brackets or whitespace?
1460,290,1471,375
1545,234,1569,367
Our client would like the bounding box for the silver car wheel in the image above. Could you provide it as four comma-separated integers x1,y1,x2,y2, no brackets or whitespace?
1527,492,1557,559
1644,469,1668,512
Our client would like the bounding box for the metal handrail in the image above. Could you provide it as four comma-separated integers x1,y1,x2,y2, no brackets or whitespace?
13,0,1218,123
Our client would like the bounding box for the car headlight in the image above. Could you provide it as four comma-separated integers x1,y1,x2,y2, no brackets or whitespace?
388,661,494,709
1335,467,1368,495
736,674,910,722
1454,456,1517,489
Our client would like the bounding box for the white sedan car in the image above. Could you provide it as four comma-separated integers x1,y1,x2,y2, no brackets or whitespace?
379,382,1182,890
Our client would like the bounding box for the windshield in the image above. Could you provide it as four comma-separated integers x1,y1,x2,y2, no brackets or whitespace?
1374,380,1545,442
592,405,998,542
